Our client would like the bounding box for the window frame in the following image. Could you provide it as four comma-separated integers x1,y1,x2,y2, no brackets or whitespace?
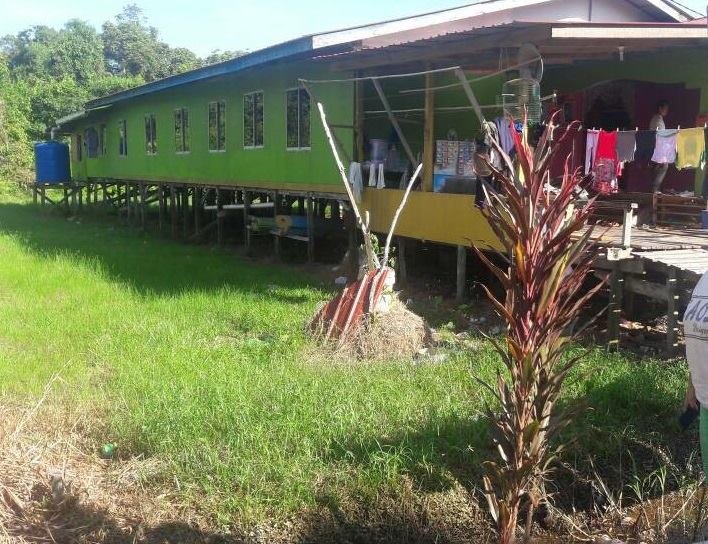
99,124,107,156
174,107,191,154
208,100,227,153
75,133,83,161
243,90,264,150
285,87,311,151
144,113,157,156
118,119,128,157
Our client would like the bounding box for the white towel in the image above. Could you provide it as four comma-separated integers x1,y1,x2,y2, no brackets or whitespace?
368,162,377,187
349,162,363,203
376,162,385,189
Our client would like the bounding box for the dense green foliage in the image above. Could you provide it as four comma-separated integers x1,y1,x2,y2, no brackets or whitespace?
0,4,245,186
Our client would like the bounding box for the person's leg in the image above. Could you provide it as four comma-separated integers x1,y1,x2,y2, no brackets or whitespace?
652,163,669,193
701,406,708,480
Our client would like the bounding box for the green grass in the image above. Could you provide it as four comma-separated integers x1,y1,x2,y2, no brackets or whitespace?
0,197,697,522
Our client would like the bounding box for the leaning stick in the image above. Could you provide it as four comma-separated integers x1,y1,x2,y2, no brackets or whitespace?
382,162,423,267
315,101,379,269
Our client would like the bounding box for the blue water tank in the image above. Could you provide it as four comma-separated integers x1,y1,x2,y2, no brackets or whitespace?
34,141,70,184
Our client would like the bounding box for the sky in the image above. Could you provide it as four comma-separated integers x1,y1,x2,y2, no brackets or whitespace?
2,0,707,57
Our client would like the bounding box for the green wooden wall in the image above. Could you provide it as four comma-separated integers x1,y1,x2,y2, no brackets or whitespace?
70,60,354,190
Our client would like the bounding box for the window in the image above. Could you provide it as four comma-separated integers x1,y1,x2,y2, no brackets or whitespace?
118,120,128,156
208,101,226,151
85,127,98,158
99,124,107,156
286,88,310,149
243,91,263,148
174,108,190,153
145,113,157,155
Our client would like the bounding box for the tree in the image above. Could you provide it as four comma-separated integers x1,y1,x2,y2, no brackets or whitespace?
102,4,198,81
50,19,105,83
202,49,247,66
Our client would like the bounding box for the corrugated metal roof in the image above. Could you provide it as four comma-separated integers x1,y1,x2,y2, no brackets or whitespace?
635,248,708,275
72,0,696,116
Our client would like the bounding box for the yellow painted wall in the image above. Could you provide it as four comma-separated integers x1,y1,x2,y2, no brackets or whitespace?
360,188,503,250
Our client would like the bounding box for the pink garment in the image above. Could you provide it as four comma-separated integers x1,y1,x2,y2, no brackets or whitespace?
592,130,619,195
651,129,678,164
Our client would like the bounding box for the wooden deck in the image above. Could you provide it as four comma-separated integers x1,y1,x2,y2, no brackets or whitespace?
590,225,708,251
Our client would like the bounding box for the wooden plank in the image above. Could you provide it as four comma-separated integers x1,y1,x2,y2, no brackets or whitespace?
624,276,669,301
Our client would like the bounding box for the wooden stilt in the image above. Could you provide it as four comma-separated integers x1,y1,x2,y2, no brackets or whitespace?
63,185,69,212
33,185,38,205
456,245,467,303
139,183,146,230
216,190,223,246
182,187,190,239
347,209,358,281
158,185,165,232
41,186,46,206
666,268,679,354
243,190,251,254
194,187,202,237
306,196,315,263
396,237,407,286
273,190,281,260
607,261,623,352
170,185,178,238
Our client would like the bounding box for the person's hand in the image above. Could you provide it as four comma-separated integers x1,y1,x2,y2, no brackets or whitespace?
684,381,698,411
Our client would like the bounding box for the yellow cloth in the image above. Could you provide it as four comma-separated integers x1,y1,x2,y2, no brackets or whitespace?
676,127,706,170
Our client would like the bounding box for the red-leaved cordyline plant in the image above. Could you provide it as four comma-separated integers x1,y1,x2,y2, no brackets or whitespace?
473,117,604,544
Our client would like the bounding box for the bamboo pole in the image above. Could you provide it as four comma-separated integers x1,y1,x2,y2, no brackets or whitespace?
314,101,378,269
382,163,423,267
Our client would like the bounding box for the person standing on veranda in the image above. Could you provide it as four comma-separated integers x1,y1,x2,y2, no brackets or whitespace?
684,271,708,479
650,99,670,193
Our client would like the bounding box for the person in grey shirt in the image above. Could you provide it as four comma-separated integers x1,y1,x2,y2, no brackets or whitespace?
650,99,669,192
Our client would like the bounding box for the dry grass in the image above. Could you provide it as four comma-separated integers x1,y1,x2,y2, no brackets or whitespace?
312,297,436,363
0,378,215,544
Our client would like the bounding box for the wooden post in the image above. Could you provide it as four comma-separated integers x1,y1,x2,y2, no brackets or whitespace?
456,245,467,303
355,78,365,162
182,187,190,239
396,237,407,287
216,190,223,246
194,187,202,237
273,191,281,260
666,268,679,354
63,185,69,212
139,183,146,230
33,184,38,205
607,262,623,352
243,190,251,253
41,186,46,206
347,208,358,281
170,185,178,238
306,195,315,263
371,78,417,168
423,71,435,192
158,185,165,233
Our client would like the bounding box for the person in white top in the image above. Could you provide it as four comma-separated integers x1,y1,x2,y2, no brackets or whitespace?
683,271,708,479
650,99,670,192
